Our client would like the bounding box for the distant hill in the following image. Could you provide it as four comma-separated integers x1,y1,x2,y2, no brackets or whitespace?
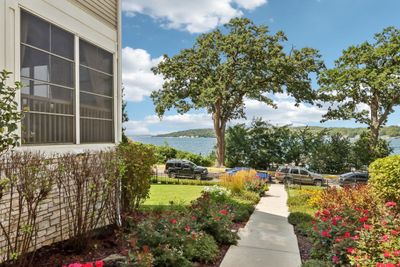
156,125,400,138
156,128,215,138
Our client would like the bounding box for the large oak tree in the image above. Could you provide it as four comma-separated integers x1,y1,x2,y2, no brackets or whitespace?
151,18,323,167
319,27,400,148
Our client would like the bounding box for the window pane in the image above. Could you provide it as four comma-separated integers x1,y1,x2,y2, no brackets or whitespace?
80,66,112,96
80,92,112,119
51,25,74,59
79,40,113,74
21,45,50,82
80,118,113,143
22,113,74,144
50,56,74,87
21,11,50,51
21,80,74,115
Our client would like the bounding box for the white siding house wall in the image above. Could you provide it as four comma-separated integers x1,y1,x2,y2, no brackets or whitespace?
0,0,122,152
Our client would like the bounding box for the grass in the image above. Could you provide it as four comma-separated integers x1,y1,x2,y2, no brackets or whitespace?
142,185,204,210
287,185,323,234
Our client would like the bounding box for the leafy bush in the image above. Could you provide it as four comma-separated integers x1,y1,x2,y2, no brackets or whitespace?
348,202,400,266
302,259,332,267
118,142,157,212
369,155,400,204
203,185,231,201
151,176,217,186
220,170,258,193
182,233,218,263
244,179,269,196
0,70,23,154
233,190,260,204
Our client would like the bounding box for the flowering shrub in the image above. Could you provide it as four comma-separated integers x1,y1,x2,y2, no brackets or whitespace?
244,179,268,196
62,260,104,267
203,185,231,200
310,185,400,266
348,202,400,266
220,170,258,193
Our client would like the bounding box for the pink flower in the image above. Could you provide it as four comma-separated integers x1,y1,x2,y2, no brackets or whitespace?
394,250,400,257
170,219,177,224
381,235,389,242
95,261,104,267
385,202,397,207
220,209,228,215
391,230,399,235
363,223,372,230
332,255,340,264
184,225,191,232
347,247,355,254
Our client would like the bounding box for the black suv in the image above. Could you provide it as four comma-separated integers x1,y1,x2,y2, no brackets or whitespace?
165,159,208,180
339,172,368,187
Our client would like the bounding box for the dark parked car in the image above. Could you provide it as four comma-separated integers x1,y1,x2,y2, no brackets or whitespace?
339,172,368,187
165,159,208,180
275,166,325,186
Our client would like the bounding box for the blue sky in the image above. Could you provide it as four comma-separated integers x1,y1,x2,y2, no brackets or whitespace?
121,0,400,135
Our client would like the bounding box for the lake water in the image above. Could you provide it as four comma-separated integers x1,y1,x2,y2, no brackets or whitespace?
130,135,400,156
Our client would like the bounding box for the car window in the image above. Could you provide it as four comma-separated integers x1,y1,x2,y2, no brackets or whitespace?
290,168,299,174
300,169,308,175
358,174,368,180
182,163,191,168
278,167,289,173
175,163,181,168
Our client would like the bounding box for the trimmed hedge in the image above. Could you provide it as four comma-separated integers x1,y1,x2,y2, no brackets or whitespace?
369,155,400,203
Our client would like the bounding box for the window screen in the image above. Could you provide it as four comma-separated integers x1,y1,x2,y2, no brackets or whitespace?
79,39,114,143
20,11,74,144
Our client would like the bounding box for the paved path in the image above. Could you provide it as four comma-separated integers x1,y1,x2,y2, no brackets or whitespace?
220,184,301,267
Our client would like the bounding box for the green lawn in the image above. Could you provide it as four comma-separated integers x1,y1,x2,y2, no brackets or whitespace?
142,185,204,207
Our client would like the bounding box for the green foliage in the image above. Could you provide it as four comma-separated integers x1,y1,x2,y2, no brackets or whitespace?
0,70,23,153
151,17,323,166
302,260,332,267
369,155,400,203
318,27,400,147
351,132,392,170
151,176,217,186
121,87,129,144
118,142,157,212
182,234,219,263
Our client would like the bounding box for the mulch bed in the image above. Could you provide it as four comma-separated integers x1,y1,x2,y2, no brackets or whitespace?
2,214,248,267
293,227,313,262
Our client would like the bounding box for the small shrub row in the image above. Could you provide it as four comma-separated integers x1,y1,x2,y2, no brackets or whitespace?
151,176,217,186
128,187,258,266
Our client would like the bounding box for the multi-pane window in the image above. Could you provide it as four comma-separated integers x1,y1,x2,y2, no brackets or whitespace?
20,11,75,144
20,11,115,145
79,40,114,143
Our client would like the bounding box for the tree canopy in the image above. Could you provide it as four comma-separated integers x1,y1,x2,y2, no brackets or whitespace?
151,17,323,166
318,27,400,146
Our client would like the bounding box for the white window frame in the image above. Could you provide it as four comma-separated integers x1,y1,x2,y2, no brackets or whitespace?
16,6,117,146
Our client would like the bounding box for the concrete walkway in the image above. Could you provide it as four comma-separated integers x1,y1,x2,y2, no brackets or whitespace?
220,184,301,267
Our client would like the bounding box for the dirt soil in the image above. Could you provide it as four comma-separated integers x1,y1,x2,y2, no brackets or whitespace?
294,227,313,262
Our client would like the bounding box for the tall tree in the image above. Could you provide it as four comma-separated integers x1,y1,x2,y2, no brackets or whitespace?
121,86,129,143
151,18,323,166
318,27,400,148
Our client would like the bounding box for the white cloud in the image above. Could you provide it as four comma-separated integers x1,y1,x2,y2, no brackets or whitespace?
122,47,163,102
122,0,267,33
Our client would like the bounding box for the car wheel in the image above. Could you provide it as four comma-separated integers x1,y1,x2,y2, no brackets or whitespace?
169,172,176,178
194,174,202,180
314,180,322,187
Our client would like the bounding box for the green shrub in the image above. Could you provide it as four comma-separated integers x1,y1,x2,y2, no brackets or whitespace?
288,212,313,226
183,234,218,263
369,155,400,203
302,259,332,267
118,142,157,212
235,190,260,204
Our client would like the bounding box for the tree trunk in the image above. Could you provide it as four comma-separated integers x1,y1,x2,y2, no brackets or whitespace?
370,95,380,148
213,111,226,168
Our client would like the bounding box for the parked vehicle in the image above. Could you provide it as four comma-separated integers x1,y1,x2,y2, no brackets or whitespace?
275,166,325,186
165,159,208,179
339,172,368,187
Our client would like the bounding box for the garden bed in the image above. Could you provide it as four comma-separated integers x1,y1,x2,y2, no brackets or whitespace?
13,182,262,267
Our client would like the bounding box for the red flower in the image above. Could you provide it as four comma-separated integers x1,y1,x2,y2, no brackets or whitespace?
344,232,351,238
335,237,343,243
95,261,104,267
191,216,197,221
170,219,177,224
381,235,389,242
332,255,340,264
384,251,391,258
322,209,330,216
363,210,369,214
359,216,368,223
363,223,372,230
185,225,191,232
394,250,400,257
220,209,228,215
391,230,399,235
347,247,355,254
385,264,395,267
385,202,397,207
376,263,385,267
313,226,318,232
322,230,331,237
